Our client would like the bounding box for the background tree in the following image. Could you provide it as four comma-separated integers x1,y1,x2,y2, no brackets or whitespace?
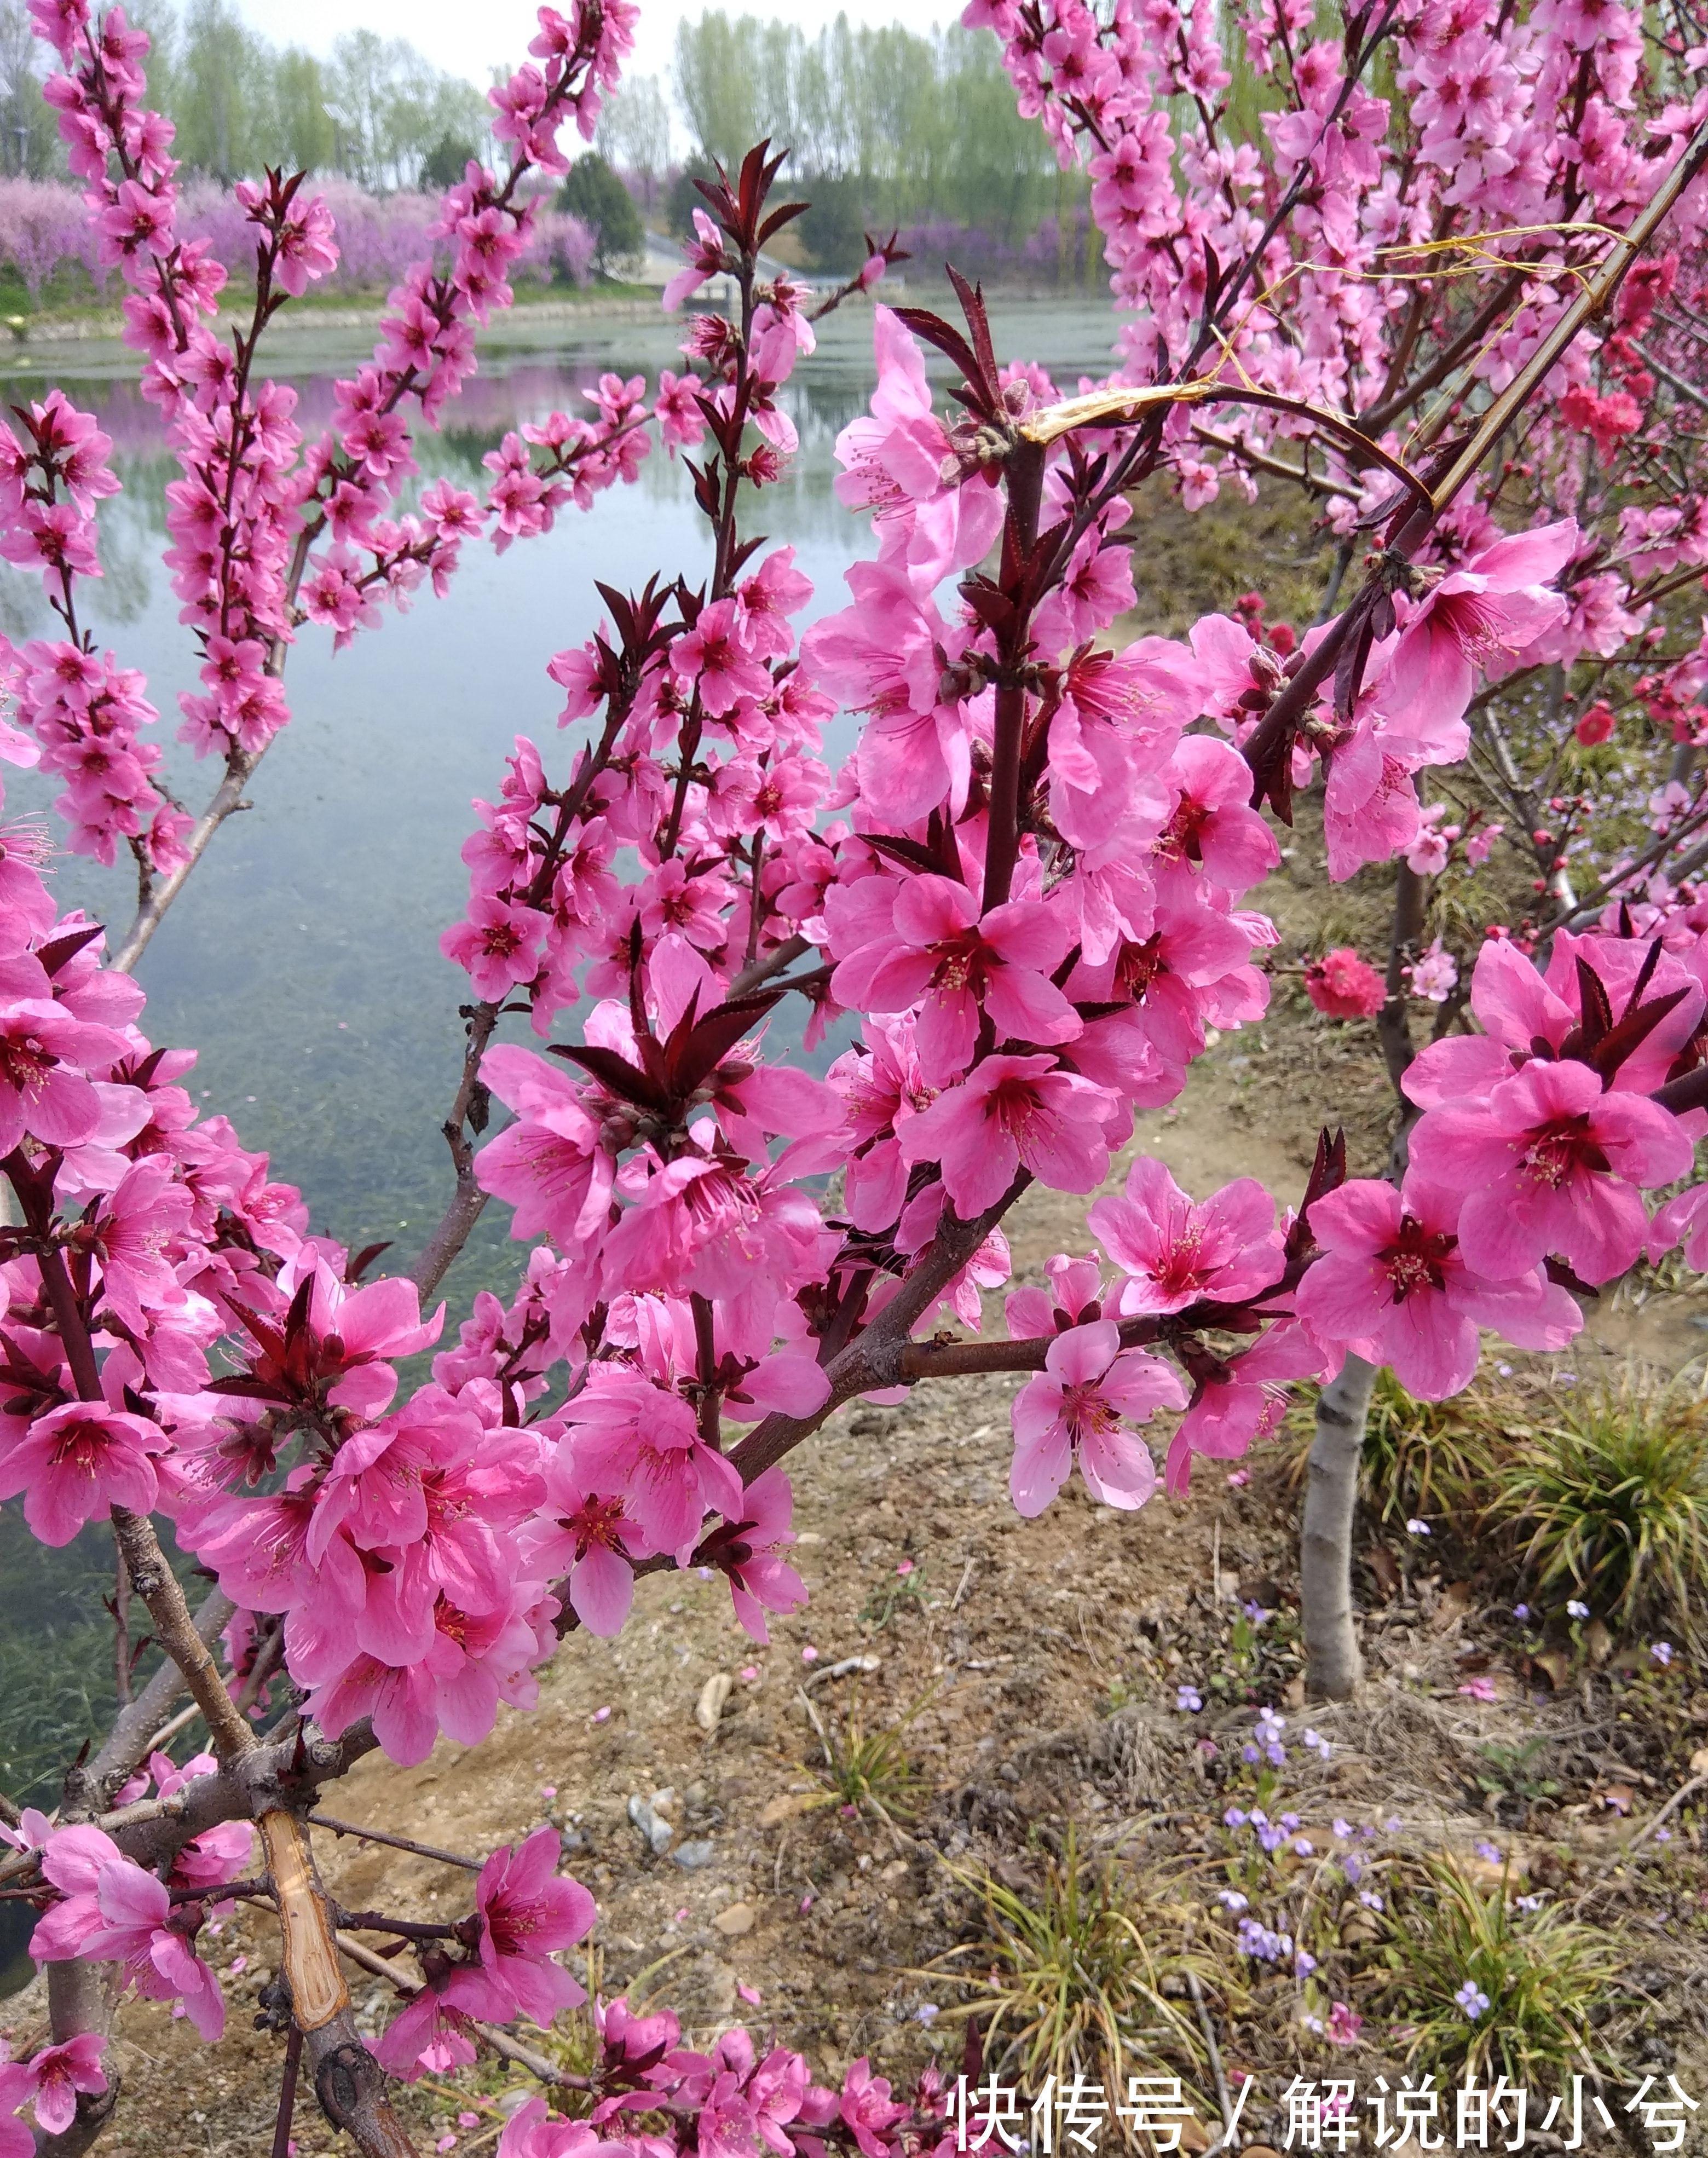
795,173,865,271
0,0,64,174
673,8,770,172
420,127,477,192
595,72,672,214
170,0,264,182
324,26,488,189
557,147,643,269
273,45,337,176
671,9,1088,272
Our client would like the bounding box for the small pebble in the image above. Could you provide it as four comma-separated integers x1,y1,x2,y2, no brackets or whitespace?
627,1795,673,1856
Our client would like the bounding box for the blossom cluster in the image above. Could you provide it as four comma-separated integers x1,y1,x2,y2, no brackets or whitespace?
351,1818,954,2158
971,0,1708,522
3,1794,952,2158
0,1744,255,2122
5,188,1707,1831
495,2000,951,2158
966,0,1708,934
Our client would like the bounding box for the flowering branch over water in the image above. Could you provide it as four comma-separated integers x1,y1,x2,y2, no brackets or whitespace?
1,0,1707,2149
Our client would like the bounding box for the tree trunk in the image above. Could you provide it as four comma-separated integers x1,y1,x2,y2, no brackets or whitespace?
1301,1352,1376,1700
1297,852,1421,1698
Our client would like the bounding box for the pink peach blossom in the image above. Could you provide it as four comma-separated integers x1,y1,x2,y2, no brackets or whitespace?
897,1054,1117,1218
1410,1058,1692,1284
831,875,1081,1082
1166,1322,1329,1493
0,1401,162,1545
1090,1157,1284,1315
1374,522,1577,735
1297,1174,1581,1398
1010,1320,1183,1515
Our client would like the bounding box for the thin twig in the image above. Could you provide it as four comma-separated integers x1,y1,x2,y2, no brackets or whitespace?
334,1930,418,1989
112,1542,132,1711
1186,1970,1233,2136
1628,1772,1707,1853
142,1700,205,1756
87,1588,235,1794
270,2022,303,2158
309,1813,486,1873
476,2025,593,2092
336,1909,464,1944
1202,2073,1256,2158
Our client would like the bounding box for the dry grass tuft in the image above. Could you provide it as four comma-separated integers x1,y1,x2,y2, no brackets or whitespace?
1474,1371,1708,1642
924,1832,1224,2091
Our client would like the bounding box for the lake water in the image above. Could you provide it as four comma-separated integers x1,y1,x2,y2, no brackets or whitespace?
0,294,1125,1316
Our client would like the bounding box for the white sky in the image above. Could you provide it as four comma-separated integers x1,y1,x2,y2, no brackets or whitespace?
228,0,947,103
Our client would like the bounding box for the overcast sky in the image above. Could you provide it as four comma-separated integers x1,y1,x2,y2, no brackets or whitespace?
227,0,948,102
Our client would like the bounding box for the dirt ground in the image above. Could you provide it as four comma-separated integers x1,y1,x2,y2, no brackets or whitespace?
8,956,1708,2157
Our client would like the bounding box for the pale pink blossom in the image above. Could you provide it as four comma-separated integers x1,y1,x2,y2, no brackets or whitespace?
1009,1320,1183,1515
1090,1157,1284,1315
696,1466,809,1642
0,1401,162,1545
831,875,1081,1082
1410,1058,1692,1284
526,1439,644,1636
17,2035,107,2136
833,307,1002,595
1297,1174,1580,1398
897,1054,1117,1218
463,1827,596,2024
1166,1322,1329,1493
1374,522,1577,734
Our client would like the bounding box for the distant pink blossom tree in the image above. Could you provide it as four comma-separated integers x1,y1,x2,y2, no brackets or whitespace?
0,174,598,305
0,177,91,300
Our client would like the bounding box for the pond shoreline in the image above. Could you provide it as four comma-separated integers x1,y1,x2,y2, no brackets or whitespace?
0,278,1104,373
0,288,672,366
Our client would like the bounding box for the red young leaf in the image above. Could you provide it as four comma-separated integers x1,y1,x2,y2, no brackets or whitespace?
551,1042,672,1115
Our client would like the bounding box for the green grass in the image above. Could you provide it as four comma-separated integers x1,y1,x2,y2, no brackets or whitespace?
799,1687,927,1830
1359,1371,1496,1525
926,1833,1217,2088
1477,1372,1708,1641
1284,1368,1495,1526
1376,1859,1623,2085
0,268,657,332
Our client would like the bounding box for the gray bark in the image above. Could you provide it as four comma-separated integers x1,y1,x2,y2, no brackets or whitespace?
1301,1351,1376,1699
